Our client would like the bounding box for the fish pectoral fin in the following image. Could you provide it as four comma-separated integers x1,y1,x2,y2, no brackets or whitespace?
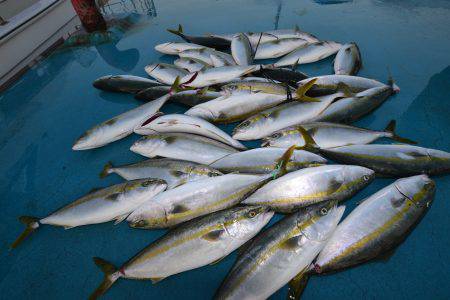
202,229,225,242
114,214,129,225
170,204,190,214
288,268,310,300
280,235,301,250
150,277,166,284
209,256,226,265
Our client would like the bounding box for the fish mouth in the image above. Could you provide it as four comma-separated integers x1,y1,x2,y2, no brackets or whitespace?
260,138,271,147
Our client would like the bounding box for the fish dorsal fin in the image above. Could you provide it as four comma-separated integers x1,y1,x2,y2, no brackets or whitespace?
287,268,310,300
202,229,225,241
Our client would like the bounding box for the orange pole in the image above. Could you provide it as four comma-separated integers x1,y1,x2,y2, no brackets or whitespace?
71,0,107,32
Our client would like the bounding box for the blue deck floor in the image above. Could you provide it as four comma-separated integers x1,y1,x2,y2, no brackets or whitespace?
1,0,450,299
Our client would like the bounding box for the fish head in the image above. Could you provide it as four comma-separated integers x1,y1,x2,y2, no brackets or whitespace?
130,134,172,157
299,201,345,242
144,63,160,76
92,75,123,92
261,129,297,147
72,126,102,150
126,200,167,229
342,165,375,191
232,114,266,140
224,206,274,239
394,175,435,209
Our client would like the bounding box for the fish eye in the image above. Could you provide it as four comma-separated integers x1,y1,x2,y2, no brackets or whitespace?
363,175,371,181
209,171,221,177
136,220,146,227
239,120,250,128
271,133,281,139
247,210,259,218
320,208,328,215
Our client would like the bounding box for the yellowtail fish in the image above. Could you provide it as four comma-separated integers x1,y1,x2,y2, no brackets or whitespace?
92,75,164,94
167,24,231,49
144,63,188,85
274,41,342,67
254,37,309,60
231,33,253,66
154,42,207,55
89,206,273,299
181,65,258,88
334,42,362,75
10,179,167,249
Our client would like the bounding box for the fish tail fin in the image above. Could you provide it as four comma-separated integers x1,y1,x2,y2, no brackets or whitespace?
10,216,40,249
170,76,182,93
167,24,185,39
100,161,114,178
287,271,310,300
274,145,297,178
90,257,121,300
295,126,320,152
383,120,417,144
387,68,400,94
295,78,320,102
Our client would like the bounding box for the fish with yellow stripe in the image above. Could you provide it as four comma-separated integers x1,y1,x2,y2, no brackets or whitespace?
214,201,344,300
242,165,374,213
313,175,435,274
89,206,274,300
126,173,272,228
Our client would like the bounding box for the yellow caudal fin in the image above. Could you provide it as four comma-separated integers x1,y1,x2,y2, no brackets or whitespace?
295,126,320,153
10,216,40,249
383,120,417,144
89,257,121,300
167,24,185,39
295,78,320,102
273,145,297,178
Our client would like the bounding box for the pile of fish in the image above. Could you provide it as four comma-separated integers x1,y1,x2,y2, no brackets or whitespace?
12,24,450,300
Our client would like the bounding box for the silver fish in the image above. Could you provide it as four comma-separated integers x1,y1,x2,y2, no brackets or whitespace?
210,53,235,67
214,201,344,300
179,48,235,66
135,86,221,106
134,114,247,149
144,63,188,85
92,75,164,94
11,178,167,249
174,57,211,72
167,24,231,49
154,42,207,55
90,206,273,299
242,164,374,213
72,94,169,150
231,33,253,66
127,173,271,228
266,26,319,43
130,133,238,165
297,74,390,94
210,147,326,174
274,41,342,67
262,120,416,149
334,42,362,75
181,65,258,88
254,38,309,60
314,175,435,274
221,80,291,95
100,159,222,189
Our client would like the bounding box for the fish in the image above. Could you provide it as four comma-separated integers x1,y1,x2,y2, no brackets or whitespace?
92,75,164,94
231,33,253,66
251,66,309,85
313,175,435,274
222,80,293,95
181,65,258,88
127,174,272,229
90,206,274,300
214,201,344,300
232,80,346,141
297,74,392,94
72,93,170,150
185,81,318,123
208,32,278,49
209,147,326,174
99,159,222,189
174,57,211,72
210,53,235,67
10,178,167,249
144,63,188,85
135,86,221,106
254,38,309,60
261,120,416,149
179,48,235,66
130,133,239,165
242,164,374,213
154,42,207,55
167,24,231,49
298,129,450,176
134,114,247,150
334,42,362,75
274,41,342,67
265,26,319,43
308,85,394,124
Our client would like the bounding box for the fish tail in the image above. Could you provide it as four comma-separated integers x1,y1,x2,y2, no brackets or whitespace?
90,257,121,300
295,78,320,102
167,24,186,40
295,126,320,153
287,271,310,300
387,68,400,94
10,216,40,249
274,145,297,178
99,161,114,178
383,120,417,144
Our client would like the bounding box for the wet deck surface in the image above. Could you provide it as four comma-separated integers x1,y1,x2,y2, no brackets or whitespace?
1,0,450,299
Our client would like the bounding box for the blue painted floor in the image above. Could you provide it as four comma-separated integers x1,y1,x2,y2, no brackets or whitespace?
1,0,450,299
